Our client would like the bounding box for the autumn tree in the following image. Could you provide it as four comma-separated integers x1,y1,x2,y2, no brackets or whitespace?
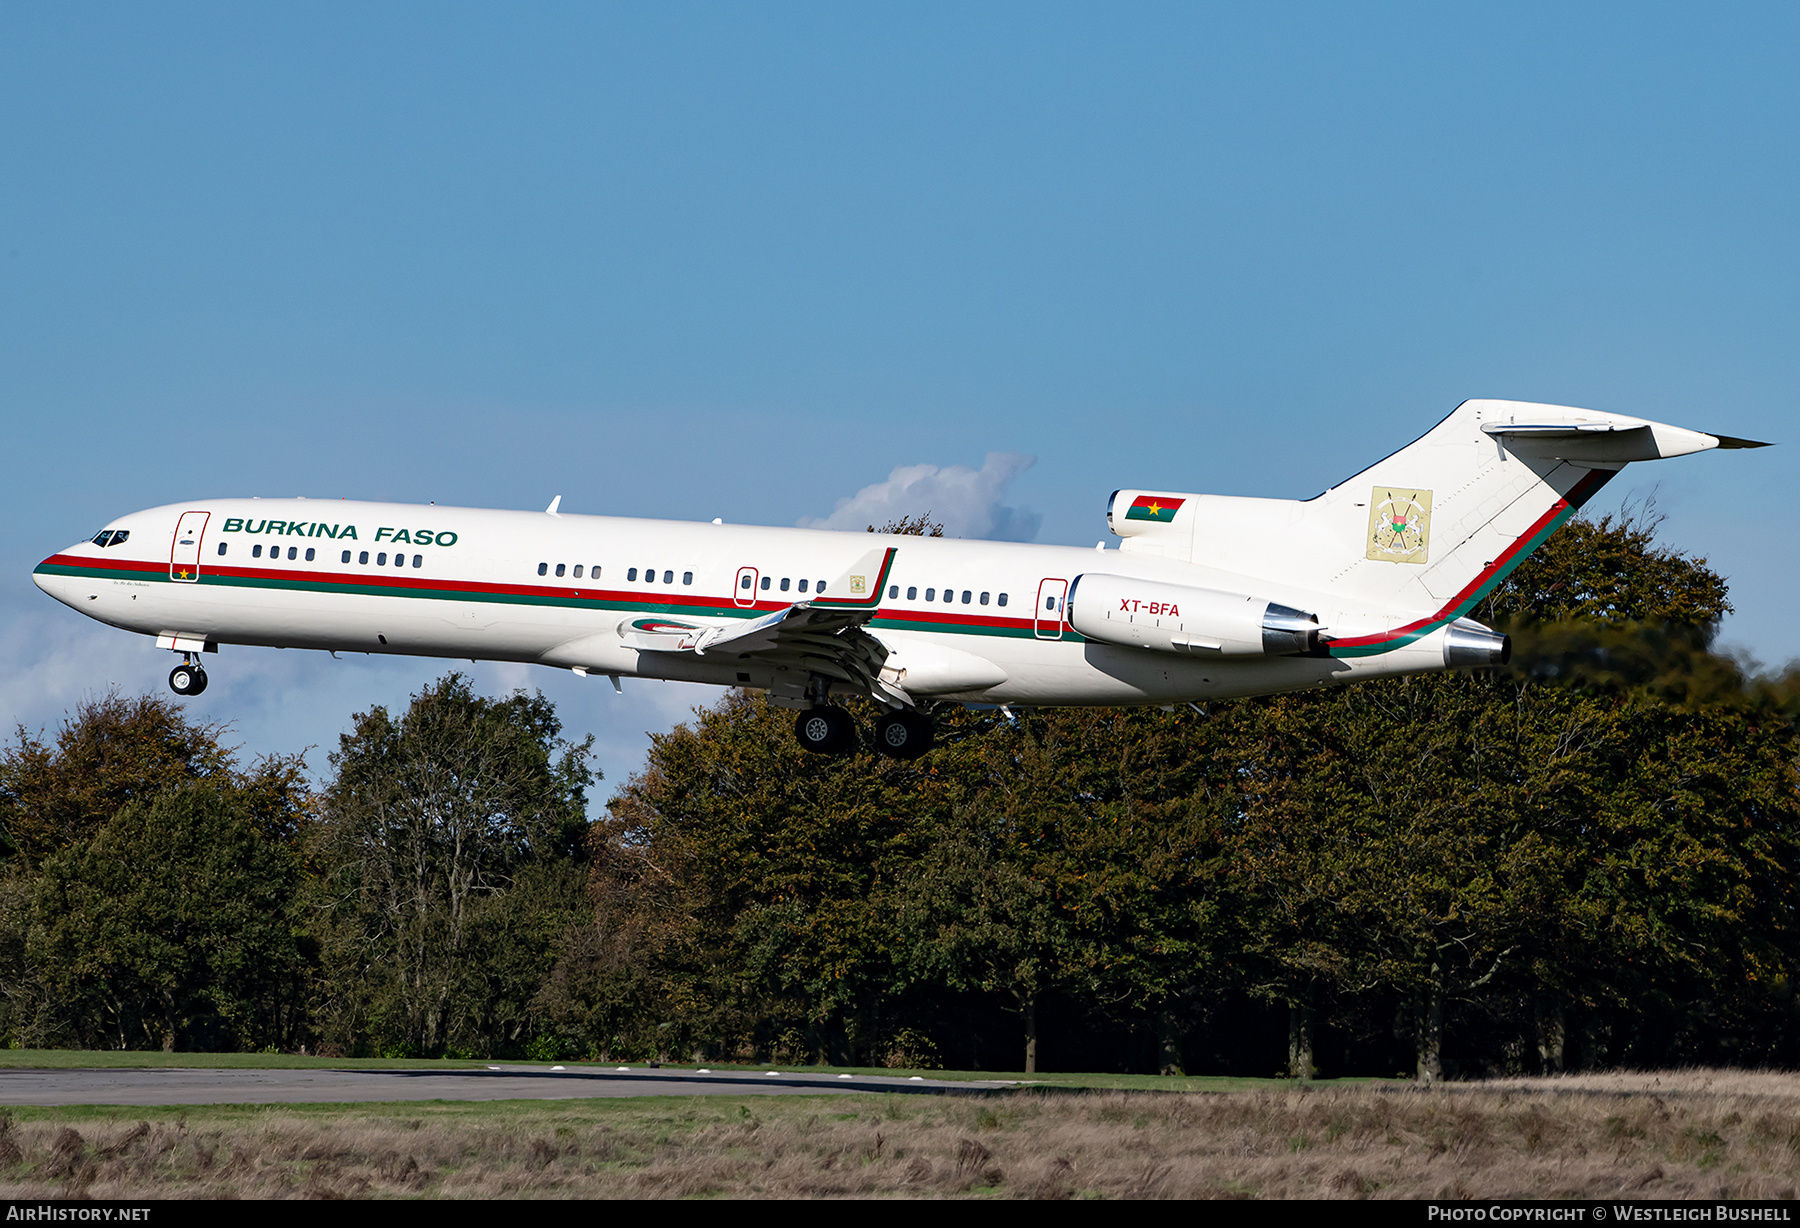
0,694,238,866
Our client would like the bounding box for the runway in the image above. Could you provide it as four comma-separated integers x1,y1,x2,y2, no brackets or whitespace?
0,1065,1013,1107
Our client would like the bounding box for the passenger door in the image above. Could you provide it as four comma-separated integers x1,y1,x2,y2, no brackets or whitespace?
169,511,209,582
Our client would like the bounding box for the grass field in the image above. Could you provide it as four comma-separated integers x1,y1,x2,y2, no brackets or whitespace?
1,1065,1798,1197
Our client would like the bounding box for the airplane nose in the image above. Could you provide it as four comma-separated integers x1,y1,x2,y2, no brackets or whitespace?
32,557,79,608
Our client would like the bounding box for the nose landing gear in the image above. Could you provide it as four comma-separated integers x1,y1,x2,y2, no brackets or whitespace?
169,657,208,696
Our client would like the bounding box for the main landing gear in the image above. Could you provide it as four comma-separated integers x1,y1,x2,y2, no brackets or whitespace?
874,710,933,759
793,706,934,759
794,706,856,754
169,658,208,696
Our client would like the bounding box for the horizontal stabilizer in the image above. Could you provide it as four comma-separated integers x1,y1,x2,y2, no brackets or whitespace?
1480,413,1768,463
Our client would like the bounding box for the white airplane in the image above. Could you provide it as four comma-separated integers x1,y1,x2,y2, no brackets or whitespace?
35,400,1763,758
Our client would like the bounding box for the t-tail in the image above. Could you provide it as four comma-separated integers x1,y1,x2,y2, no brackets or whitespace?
1107,399,1766,659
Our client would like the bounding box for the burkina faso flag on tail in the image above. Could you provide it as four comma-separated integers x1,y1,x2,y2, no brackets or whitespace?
1125,495,1185,523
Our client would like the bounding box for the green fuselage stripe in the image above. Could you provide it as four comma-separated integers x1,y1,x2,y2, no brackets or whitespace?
36,561,1068,643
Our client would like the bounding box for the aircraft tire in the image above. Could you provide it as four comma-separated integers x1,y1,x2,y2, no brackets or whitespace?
169,664,207,696
873,711,933,759
794,706,855,754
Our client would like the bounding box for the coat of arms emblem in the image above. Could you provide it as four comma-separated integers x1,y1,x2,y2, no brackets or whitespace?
1366,488,1433,564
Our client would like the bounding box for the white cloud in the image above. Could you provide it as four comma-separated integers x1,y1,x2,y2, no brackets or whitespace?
799,453,1043,541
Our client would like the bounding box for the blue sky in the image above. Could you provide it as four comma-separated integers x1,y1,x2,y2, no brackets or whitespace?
3,3,1796,795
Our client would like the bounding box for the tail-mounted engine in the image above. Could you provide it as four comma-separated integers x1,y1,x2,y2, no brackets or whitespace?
1066,573,1324,657
1443,618,1511,667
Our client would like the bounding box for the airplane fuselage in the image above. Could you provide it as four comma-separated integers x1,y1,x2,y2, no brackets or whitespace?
35,497,1420,707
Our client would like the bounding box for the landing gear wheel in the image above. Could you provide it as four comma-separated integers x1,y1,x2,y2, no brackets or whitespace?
874,711,933,759
794,706,856,754
169,663,208,696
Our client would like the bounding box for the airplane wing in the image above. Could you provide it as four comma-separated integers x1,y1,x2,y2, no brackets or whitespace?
618,546,908,702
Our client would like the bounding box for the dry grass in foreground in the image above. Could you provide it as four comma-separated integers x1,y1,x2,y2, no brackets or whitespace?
4,1071,1800,1198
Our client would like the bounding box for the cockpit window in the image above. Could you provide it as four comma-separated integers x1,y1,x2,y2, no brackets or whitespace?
89,530,129,548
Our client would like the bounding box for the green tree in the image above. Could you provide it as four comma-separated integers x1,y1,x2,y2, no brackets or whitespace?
596,691,958,1063
313,674,594,1057
27,786,305,1051
895,808,1071,1073
1225,509,1800,1079
0,695,312,1048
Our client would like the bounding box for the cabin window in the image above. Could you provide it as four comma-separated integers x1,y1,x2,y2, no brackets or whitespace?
305,548,315,562
740,574,752,590
644,564,655,580
961,590,971,604
780,578,790,592
359,551,369,565
889,585,898,599
1045,595,1055,610
252,544,263,558
341,551,351,564
925,588,935,601
217,543,227,556
395,553,405,568
627,568,638,581
682,571,693,585
998,593,1008,607
538,563,548,576
980,592,989,605
592,564,602,578
944,588,954,603
761,576,771,590
288,547,297,561
555,564,566,578
662,570,673,584
572,565,583,579
413,555,422,568
378,552,388,566
907,586,917,600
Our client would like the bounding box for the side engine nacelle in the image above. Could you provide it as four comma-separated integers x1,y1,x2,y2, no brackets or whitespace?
1066,573,1323,657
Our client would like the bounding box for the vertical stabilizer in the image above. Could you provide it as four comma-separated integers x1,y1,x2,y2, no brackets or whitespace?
1113,400,1759,640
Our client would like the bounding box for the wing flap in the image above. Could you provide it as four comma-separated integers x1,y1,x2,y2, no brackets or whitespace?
616,546,905,702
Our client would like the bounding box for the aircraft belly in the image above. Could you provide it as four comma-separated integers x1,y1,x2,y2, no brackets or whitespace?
906,634,1334,705
128,580,612,660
